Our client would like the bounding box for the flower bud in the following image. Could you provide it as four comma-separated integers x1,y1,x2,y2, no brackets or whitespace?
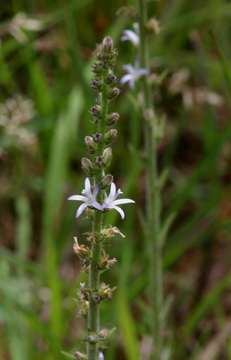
91,292,101,304
102,36,113,52
106,72,118,85
107,112,120,125
90,104,101,119
84,136,97,152
102,147,112,166
104,129,118,143
108,87,120,100
91,62,103,75
95,155,103,167
81,157,93,173
90,79,102,91
101,174,113,187
93,132,102,143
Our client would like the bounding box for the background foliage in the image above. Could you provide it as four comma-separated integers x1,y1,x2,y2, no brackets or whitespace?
1,0,231,359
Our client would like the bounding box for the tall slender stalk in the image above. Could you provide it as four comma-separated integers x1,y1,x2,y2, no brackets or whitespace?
138,1,163,358
87,212,103,359
68,37,134,360
87,70,109,359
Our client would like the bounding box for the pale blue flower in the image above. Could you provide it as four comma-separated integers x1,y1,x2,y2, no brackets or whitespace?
68,178,102,218
121,23,139,47
99,352,104,360
121,64,149,89
102,182,135,219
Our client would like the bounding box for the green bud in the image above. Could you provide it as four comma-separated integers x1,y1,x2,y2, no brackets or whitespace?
107,112,120,126
93,132,102,143
90,104,101,118
101,174,113,187
84,136,97,152
95,155,103,168
81,157,93,173
106,72,118,85
104,129,118,143
102,147,112,166
108,87,120,100
90,79,102,91
102,36,113,52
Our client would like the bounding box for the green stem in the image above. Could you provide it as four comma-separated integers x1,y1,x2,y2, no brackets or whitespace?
87,211,103,359
87,73,108,360
138,1,163,359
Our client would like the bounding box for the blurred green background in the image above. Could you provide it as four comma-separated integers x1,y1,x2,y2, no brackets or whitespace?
1,0,231,359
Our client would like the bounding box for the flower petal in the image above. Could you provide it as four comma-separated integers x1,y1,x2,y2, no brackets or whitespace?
109,182,116,200
93,184,99,197
136,68,149,77
120,74,133,85
123,64,134,73
68,195,86,201
113,198,135,206
76,203,88,218
116,189,123,197
113,206,125,219
84,177,91,193
121,30,139,46
91,201,103,211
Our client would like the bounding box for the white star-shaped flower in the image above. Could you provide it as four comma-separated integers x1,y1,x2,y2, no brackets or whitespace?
68,178,102,218
121,23,139,47
102,182,135,219
121,64,149,89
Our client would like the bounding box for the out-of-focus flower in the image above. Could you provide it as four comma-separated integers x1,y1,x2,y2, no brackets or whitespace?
0,94,35,126
68,178,102,218
0,94,37,149
121,23,139,47
99,352,104,360
102,182,135,219
146,18,161,34
121,64,149,89
8,12,43,43
168,69,224,109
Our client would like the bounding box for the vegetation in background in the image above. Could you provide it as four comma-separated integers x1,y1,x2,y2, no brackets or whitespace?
1,0,231,359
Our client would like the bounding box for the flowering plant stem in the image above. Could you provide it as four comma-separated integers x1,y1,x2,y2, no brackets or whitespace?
87,212,103,359
68,37,134,360
138,1,163,359
87,73,108,360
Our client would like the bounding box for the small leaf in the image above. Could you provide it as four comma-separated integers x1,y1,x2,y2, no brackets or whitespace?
160,212,176,247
